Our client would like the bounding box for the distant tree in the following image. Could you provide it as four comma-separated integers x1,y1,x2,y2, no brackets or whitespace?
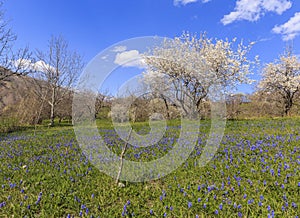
143,32,255,118
249,91,284,117
95,90,111,119
33,35,83,126
226,93,248,119
0,1,31,84
258,47,300,116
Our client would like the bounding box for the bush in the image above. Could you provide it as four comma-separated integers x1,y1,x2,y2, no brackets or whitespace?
0,116,20,133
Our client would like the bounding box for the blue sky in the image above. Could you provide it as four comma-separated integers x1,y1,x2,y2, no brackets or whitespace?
4,0,300,94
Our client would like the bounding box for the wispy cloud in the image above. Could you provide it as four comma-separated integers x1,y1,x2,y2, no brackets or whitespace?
221,0,292,25
272,12,300,41
256,36,273,43
173,0,211,6
111,45,127,53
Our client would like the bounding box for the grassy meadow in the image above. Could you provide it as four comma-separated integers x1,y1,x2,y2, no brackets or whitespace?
0,118,299,217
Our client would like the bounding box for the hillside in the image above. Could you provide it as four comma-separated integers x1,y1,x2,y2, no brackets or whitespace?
0,74,27,115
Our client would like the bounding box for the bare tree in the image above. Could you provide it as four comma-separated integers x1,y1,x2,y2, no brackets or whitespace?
249,91,284,117
258,46,300,116
226,93,248,119
33,35,83,126
95,90,112,119
0,1,31,84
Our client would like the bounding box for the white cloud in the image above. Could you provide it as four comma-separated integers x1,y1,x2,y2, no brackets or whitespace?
221,0,292,25
114,50,145,68
174,0,198,6
173,0,210,6
34,60,55,72
272,12,300,41
14,59,55,72
111,45,127,52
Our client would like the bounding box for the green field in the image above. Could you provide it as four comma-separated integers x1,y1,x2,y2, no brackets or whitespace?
0,118,299,217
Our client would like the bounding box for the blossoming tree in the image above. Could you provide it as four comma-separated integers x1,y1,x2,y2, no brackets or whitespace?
143,32,255,118
258,48,300,116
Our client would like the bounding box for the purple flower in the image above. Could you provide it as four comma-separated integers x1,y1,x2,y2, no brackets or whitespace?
150,209,153,215
188,202,192,209
0,202,6,208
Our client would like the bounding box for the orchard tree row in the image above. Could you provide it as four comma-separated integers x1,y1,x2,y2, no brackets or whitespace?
0,1,300,129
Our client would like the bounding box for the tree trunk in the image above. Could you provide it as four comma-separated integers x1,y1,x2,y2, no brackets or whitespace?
284,97,293,116
162,95,170,120
50,87,56,126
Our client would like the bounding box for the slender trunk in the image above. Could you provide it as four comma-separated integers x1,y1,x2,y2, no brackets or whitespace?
162,95,170,119
50,87,56,126
116,127,133,185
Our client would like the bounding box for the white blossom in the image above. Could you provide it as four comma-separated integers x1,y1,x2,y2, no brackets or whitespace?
142,32,255,117
258,49,300,115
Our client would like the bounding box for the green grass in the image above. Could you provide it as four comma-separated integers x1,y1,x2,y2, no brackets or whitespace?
0,118,299,217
